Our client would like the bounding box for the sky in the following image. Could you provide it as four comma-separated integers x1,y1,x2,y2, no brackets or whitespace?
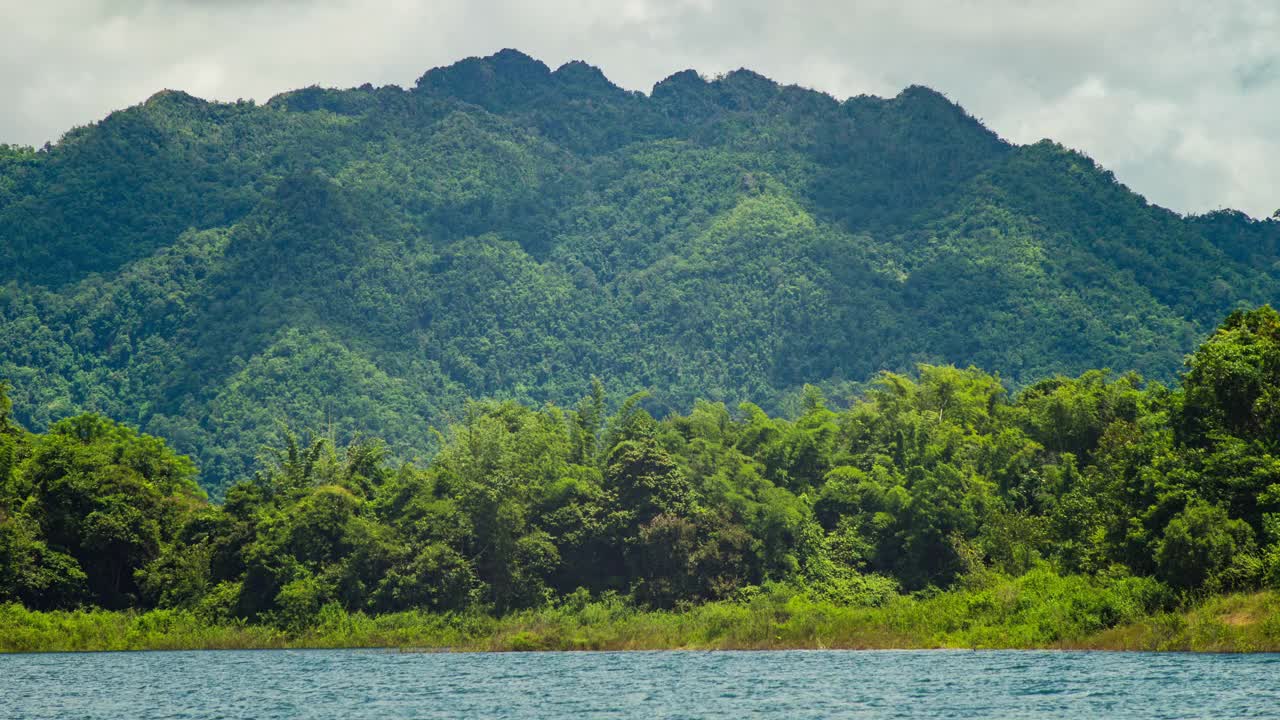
1,0,1277,218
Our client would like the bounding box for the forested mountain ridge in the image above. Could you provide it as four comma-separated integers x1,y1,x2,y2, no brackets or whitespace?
1,49,1277,495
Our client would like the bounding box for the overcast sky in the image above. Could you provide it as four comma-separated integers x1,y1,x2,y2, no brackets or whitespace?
2,0,1276,217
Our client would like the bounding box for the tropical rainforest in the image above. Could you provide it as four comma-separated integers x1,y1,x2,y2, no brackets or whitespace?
3,51,1280,648
5,305,1280,642
2,50,1278,497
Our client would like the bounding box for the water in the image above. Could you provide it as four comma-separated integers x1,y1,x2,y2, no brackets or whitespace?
2,649,1278,719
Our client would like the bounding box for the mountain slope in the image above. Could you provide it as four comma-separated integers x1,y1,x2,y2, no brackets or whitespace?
1,49,1277,494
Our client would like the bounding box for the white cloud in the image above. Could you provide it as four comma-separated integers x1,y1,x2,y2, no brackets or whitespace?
0,0,1276,216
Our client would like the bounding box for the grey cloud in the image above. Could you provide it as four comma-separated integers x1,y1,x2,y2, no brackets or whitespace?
1237,58,1278,91
1,0,1276,217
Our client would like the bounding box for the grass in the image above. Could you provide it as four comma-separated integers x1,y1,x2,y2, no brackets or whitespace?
1068,590,1280,652
4,570,1279,654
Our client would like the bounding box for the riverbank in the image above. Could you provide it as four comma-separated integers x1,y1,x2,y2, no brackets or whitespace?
4,572,1278,654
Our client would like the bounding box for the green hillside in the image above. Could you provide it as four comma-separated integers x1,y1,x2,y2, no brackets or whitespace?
2,49,1277,495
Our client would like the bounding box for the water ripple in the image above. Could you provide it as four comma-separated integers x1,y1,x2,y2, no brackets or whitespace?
2,649,1280,719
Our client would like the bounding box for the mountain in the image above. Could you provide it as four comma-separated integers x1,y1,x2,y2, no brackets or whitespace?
2,49,1277,495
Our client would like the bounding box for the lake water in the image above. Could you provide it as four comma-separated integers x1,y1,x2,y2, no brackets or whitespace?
2,649,1278,719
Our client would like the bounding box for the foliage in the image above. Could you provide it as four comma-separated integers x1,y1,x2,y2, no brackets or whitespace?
16,575,1280,654
2,51,1277,495
4,308,1280,633
4,52,1280,647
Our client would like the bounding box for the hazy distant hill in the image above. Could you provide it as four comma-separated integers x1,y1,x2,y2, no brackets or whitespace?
2,49,1276,494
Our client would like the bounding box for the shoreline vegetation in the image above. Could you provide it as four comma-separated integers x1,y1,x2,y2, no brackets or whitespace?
8,308,1280,656
5,576,1278,654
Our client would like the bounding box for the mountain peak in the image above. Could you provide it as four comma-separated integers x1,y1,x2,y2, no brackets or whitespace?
485,48,551,74
414,48,555,109
652,69,707,95
719,68,777,90
895,84,949,102
892,84,972,117
143,89,205,107
552,60,623,95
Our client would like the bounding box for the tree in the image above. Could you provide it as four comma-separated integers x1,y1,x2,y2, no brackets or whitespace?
0,380,25,507
605,436,692,527
1156,500,1255,590
18,414,202,608
1179,306,1280,445
0,515,87,609
370,542,477,612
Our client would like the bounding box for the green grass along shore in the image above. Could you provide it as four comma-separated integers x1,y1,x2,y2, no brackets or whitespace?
5,571,1278,654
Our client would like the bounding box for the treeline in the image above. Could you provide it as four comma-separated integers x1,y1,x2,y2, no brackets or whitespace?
4,307,1280,628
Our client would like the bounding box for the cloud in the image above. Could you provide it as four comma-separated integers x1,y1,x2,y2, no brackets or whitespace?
1,0,1276,216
